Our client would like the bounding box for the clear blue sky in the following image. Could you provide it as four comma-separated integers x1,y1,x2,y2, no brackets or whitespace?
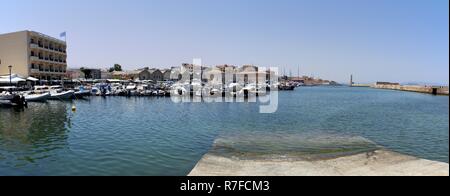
1,0,448,84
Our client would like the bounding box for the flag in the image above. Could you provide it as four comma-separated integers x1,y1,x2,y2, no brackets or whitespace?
60,32,66,38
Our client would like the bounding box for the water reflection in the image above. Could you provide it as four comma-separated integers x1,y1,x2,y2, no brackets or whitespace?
0,102,70,165
211,132,380,161
0,87,448,175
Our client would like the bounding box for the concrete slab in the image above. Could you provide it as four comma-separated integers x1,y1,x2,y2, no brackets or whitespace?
189,150,449,176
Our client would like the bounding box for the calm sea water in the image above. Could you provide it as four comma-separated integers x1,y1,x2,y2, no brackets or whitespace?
0,87,448,175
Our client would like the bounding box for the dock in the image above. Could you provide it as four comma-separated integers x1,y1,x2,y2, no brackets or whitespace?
350,80,449,95
189,150,449,176
372,83,449,95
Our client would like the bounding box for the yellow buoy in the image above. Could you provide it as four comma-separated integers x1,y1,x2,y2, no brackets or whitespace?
71,105,77,112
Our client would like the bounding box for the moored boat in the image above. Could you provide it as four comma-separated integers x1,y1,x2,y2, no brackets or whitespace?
49,90,75,100
73,86,91,99
45,86,75,100
24,92,51,102
0,92,14,100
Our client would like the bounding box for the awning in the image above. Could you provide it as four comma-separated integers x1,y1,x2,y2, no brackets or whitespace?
0,76,26,84
27,77,39,81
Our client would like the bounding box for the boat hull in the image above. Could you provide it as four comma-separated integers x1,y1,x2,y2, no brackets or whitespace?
49,91,75,100
25,93,51,102
74,91,91,99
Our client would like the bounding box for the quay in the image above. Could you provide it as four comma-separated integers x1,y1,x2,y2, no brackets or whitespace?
189,150,449,176
372,82,449,96
350,79,449,96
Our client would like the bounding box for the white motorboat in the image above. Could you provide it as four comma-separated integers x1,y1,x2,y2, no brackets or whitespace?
49,90,75,100
24,92,51,102
0,99,13,107
195,89,202,97
73,86,91,98
74,90,91,98
238,85,259,96
0,92,14,100
126,85,137,90
91,87,101,96
171,86,187,96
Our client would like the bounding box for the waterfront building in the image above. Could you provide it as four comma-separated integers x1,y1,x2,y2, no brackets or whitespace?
67,68,101,79
237,65,265,85
289,77,305,83
110,68,163,81
182,63,194,73
161,68,172,81
66,69,84,80
128,68,151,81
169,67,182,81
149,68,164,82
101,69,113,79
216,64,236,72
89,68,101,79
112,71,129,80
203,67,223,84
0,31,67,80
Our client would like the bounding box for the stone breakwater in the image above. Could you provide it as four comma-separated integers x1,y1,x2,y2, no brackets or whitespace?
189,150,449,176
373,84,449,95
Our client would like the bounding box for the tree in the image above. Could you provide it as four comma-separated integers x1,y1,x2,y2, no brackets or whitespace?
109,64,122,72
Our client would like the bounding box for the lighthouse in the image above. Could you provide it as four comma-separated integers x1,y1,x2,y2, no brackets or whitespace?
350,75,353,87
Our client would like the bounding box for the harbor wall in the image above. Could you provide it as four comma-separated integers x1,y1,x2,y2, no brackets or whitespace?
351,84,371,87
373,84,449,95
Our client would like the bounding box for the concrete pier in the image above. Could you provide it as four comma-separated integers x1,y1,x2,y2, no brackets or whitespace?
189,150,449,176
373,83,449,95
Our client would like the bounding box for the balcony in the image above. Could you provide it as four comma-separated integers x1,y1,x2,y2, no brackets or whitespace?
30,56,39,61
30,43,67,54
30,69,40,73
30,56,67,65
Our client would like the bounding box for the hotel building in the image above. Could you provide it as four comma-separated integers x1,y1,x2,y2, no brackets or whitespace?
0,30,67,80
